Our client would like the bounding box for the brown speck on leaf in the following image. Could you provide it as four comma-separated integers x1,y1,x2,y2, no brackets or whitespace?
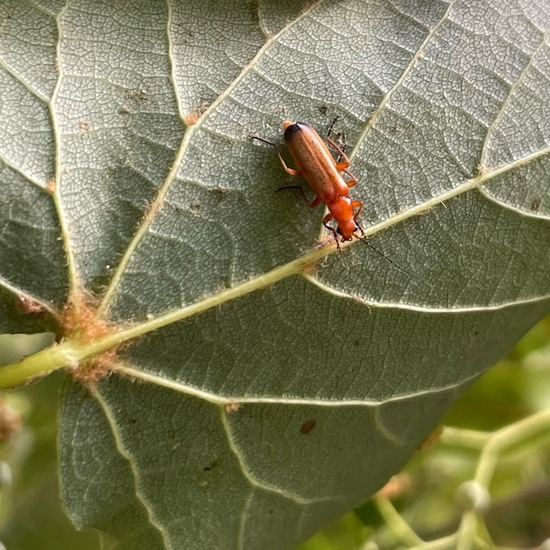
46,178,56,193
225,402,241,414
185,112,200,126
185,102,208,125
300,418,317,435
477,163,492,177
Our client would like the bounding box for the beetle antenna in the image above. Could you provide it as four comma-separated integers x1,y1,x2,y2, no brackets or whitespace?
358,237,411,277
249,135,277,147
326,116,339,138
358,236,432,286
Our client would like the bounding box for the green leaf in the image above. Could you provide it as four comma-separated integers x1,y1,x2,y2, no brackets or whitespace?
1,0,550,548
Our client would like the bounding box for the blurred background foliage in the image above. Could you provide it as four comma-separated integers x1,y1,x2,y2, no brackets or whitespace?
1,316,549,550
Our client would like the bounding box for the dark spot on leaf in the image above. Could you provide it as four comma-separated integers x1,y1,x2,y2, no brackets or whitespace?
212,189,230,206
133,90,148,102
180,28,195,46
203,460,219,472
300,419,317,435
531,198,541,211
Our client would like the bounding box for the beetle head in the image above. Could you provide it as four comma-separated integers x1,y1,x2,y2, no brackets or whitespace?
337,220,357,241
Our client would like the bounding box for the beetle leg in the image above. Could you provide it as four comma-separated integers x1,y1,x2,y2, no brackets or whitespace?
275,149,301,177
352,200,363,219
342,169,358,188
322,213,341,251
276,186,323,208
310,196,322,208
326,118,348,163
250,135,301,176
276,185,320,207
325,136,350,168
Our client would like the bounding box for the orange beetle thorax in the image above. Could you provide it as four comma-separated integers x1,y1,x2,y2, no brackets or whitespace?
327,196,356,240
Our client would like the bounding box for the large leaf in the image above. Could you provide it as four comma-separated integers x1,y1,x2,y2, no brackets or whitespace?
1,0,550,548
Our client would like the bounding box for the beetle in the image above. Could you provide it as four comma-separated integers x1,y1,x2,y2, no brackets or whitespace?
251,120,364,247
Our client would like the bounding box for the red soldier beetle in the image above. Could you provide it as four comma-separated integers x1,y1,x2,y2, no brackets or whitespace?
251,120,363,247
251,120,412,276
